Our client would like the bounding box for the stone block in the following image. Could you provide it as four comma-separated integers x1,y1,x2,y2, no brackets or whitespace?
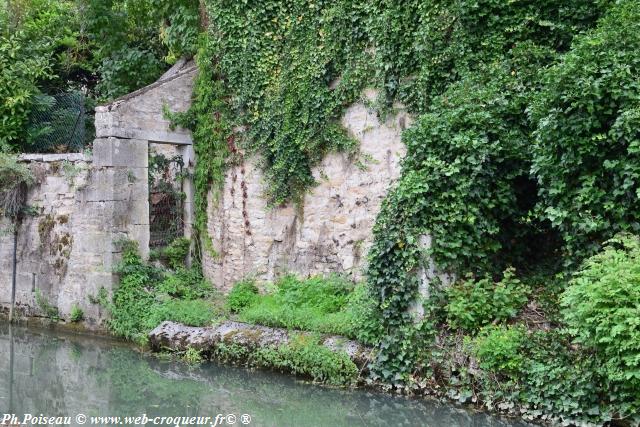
83,167,147,202
93,138,148,168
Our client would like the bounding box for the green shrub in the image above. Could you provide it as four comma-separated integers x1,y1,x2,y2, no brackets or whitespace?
162,237,191,269
209,336,359,386
341,283,383,346
35,288,60,321
108,240,216,343
236,274,368,339
69,304,84,323
561,233,640,413
182,347,204,365
156,268,212,300
227,280,259,313
519,331,607,424
147,299,216,329
470,324,527,376
531,0,640,260
275,274,351,313
255,335,358,386
446,268,528,331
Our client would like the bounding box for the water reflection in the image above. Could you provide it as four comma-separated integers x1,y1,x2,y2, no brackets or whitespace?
0,324,534,427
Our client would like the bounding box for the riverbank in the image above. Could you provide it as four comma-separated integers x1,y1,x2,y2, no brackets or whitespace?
1,324,533,427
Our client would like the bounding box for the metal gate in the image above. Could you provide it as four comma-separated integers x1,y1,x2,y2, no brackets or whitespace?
149,153,185,248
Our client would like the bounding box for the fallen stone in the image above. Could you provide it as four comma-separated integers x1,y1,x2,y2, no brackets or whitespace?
148,320,372,368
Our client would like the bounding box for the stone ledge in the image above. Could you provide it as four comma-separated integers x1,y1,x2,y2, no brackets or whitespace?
148,320,372,369
19,153,92,163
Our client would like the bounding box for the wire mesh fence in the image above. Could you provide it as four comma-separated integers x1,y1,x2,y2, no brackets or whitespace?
149,153,185,248
25,91,93,153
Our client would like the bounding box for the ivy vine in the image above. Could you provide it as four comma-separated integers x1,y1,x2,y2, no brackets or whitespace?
205,0,373,206
166,35,231,260
179,0,634,389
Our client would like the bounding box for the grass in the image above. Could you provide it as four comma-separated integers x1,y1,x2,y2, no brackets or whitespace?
230,274,381,344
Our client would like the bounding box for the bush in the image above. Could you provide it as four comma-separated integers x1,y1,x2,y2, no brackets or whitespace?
226,280,258,313
69,304,84,322
519,331,607,424
254,335,359,386
531,0,640,260
561,233,640,414
446,268,529,331
470,324,527,376
235,274,370,339
156,268,212,300
341,283,383,346
155,237,191,270
182,347,204,365
275,274,351,313
147,299,215,329
108,240,217,343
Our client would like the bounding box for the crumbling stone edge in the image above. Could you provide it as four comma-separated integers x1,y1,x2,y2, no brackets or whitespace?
148,320,372,369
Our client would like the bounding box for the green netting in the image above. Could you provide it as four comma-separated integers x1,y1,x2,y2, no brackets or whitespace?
25,91,91,153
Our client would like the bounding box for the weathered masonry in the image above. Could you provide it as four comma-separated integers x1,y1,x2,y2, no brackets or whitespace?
202,89,408,290
0,61,409,325
0,61,196,327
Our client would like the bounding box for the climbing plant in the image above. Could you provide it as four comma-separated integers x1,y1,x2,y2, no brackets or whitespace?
165,34,231,258
180,0,637,398
205,0,373,205
531,0,640,262
364,0,612,383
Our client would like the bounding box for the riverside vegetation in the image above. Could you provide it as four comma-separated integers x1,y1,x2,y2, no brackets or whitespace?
2,0,640,425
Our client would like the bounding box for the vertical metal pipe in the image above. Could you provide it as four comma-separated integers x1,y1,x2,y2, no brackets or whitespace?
10,225,17,323
9,323,14,413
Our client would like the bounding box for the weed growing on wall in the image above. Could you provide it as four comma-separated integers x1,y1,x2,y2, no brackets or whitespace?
69,304,84,322
165,35,231,259
106,239,218,344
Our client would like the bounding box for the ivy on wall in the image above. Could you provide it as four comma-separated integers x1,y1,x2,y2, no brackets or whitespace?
166,35,231,260
364,0,615,383
205,0,373,206
531,0,640,262
182,1,638,400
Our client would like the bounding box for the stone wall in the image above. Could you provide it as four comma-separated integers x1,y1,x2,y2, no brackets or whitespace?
0,63,412,324
0,140,148,328
202,90,409,290
95,60,196,145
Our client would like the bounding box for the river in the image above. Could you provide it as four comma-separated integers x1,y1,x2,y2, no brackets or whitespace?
0,324,535,427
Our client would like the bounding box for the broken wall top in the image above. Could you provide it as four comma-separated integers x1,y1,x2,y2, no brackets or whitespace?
95,59,196,145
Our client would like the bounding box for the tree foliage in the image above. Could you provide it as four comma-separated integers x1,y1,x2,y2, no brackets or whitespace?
0,0,200,151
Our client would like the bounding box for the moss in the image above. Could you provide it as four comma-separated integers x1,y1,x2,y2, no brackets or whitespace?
38,214,55,243
57,214,69,224
59,233,72,247
49,161,61,175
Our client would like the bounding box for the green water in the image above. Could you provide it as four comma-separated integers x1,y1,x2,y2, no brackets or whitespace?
0,324,534,427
